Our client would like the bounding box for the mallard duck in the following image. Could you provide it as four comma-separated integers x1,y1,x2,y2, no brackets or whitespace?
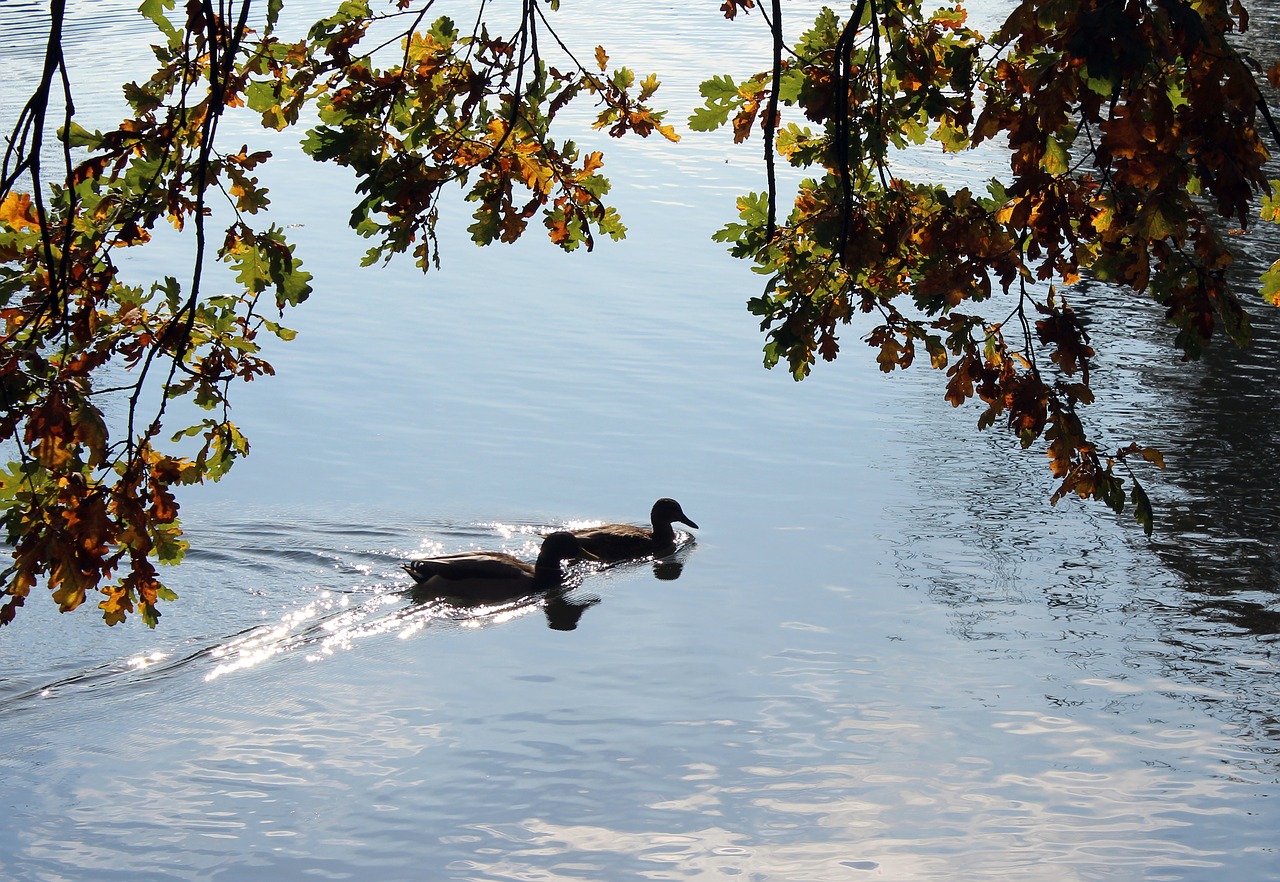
569,497,698,562
403,531,588,601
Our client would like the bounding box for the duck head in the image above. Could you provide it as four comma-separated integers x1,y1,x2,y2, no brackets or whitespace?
653,497,698,531
537,531,590,564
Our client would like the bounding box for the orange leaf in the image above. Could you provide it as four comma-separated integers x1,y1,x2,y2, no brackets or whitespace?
0,192,39,232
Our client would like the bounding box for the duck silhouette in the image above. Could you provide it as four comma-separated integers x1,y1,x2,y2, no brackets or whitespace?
569,498,698,562
403,531,589,602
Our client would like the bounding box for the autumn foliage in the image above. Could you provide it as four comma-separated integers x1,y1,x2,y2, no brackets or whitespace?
1,0,1278,625
0,0,674,625
692,0,1278,535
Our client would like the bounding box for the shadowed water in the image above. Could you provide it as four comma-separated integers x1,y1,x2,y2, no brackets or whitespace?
1,2,1278,880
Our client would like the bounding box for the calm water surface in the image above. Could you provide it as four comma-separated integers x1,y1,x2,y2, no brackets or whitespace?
1,2,1278,880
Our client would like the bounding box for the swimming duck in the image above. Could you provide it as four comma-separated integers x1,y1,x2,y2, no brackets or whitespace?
569,497,699,562
403,531,588,601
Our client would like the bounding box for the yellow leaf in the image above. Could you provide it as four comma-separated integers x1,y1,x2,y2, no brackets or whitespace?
1139,205,1175,240
486,119,509,141
639,72,661,101
1140,447,1166,468
1090,195,1116,232
877,338,904,372
1262,260,1280,306
34,434,73,469
51,574,86,612
98,586,132,625
594,46,608,72
0,191,39,232
1041,136,1070,175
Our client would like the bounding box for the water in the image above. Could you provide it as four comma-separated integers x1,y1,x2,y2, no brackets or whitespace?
2,2,1279,880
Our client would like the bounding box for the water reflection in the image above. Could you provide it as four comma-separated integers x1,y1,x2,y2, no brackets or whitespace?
1059,0,1280,625
4,2,1280,879
0,519,699,704
202,527,690,676
405,541,696,632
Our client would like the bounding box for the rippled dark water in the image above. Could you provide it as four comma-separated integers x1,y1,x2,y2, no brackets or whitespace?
2,2,1278,880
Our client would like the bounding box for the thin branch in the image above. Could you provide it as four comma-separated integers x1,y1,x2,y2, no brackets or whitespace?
764,0,782,243
833,0,868,265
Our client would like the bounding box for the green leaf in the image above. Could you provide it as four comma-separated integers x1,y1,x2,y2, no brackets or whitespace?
900,116,928,147
1139,205,1176,240
983,177,1010,208
698,74,738,100
777,68,806,104
777,124,824,165
1261,181,1280,223
265,0,284,32
1131,481,1153,536
1041,135,1070,175
736,191,770,226
712,222,748,244
262,228,313,307
611,67,636,90
170,423,207,442
595,206,627,240
245,80,282,116
263,319,298,341
300,127,357,161
468,207,501,246
153,522,189,565
61,122,103,149
428,15,458,43
689,103,733,132
1083,70,1116,98
225,337,261,354
1260,260,1280,306
138,0,178,41
1100,472,1125,514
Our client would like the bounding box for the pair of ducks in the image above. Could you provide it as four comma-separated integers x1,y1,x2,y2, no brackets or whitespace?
403,498,698,599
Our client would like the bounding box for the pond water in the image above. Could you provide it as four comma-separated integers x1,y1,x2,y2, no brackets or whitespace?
2,2,1278,880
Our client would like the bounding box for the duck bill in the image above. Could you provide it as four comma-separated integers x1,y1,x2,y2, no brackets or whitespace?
678,517,699,530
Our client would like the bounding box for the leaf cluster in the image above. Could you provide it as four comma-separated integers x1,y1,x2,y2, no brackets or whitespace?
0,0,675,626
695,0,1280,534
1,0,304,625
246,2,677,268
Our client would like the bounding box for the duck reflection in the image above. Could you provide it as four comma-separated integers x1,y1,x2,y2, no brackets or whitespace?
542,590,601,631
408,582,603,631
538,538,695,628
402,523,697,631
653,558,686,580
583,531,697,581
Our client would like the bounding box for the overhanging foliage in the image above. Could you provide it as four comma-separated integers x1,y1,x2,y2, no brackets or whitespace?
1,0,1277,625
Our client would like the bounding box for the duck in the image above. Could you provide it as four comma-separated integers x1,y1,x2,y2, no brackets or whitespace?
403,531,589,601
569,497,699,562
